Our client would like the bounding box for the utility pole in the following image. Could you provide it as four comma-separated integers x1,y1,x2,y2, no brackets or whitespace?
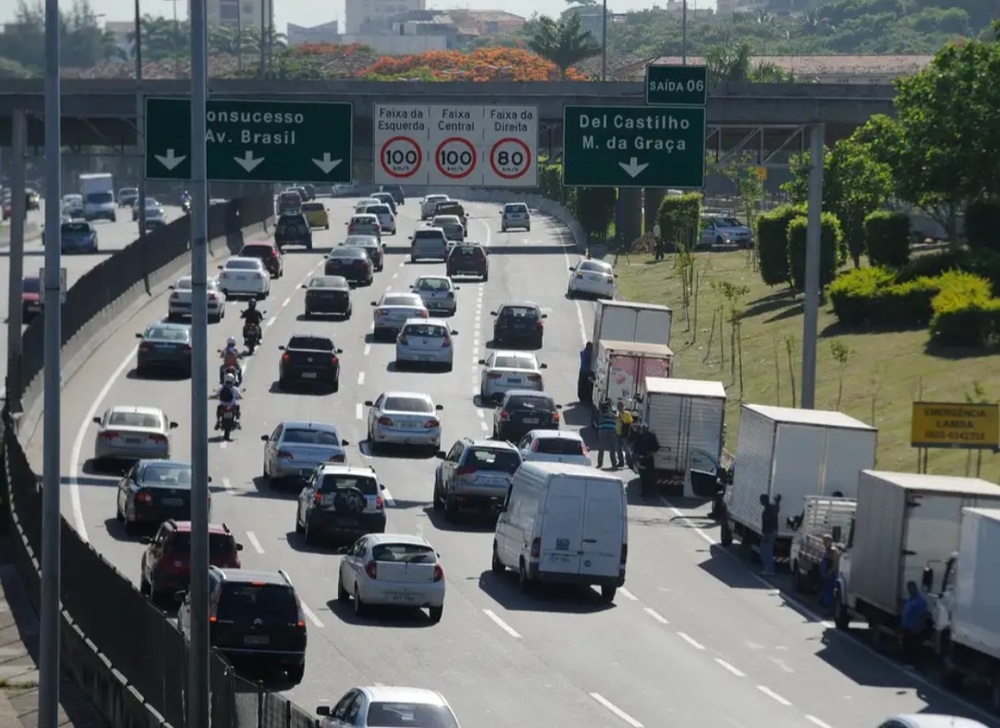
135,0,147,239
800,123,825,409
5,110,27,414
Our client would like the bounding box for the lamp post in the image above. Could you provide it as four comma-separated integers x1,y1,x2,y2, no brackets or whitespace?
682,0,688,65
134,0,147,239
600,0,608,81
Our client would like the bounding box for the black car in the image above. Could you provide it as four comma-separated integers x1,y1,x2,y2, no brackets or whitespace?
302,275,352,318
275,213,313,251
446,243,489,281
492,391,561,443
343,236,384,271
177,567,306,684
278,334,342,391
325,247,373,286
379,185,405,206
114,460,196,536
491,303,546,349
294,464,387,545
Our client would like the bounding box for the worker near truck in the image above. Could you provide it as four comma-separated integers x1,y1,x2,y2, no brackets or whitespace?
760,494,781,576
615,401,634,470
819,536,839,610
595,401,618,469
901,580,929,667
632,423,660,498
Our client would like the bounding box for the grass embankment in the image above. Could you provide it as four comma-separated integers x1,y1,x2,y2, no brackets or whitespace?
616,251,1000,481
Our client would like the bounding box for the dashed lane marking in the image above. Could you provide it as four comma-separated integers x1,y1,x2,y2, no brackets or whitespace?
363,344,371,357
644,608,669,624
714,659,746,678
220,441,227,450
392,272,398,279
482,609,521,639
805,716,834,728
264,316,276,329
221,477,234,493
676,632,705,650
385,285,393,292
476,409,484,419
300,602,324,628
357,372,365,385
245,531,265,554
479,421,489,432
618,587,638,601
755,686,792,706
588,693,643,728
381,487,395,506
355,403,363,420
282,296,292,307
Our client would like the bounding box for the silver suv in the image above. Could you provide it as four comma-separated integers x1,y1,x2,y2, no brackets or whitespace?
410,228,449,262
433,438,523,521
501,202,530,232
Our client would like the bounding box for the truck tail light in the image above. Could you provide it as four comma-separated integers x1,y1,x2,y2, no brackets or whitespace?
530,537,541,558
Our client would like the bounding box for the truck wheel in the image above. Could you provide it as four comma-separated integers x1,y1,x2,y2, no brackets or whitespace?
833,592,850,630
791,560,805,592
719,519,733,547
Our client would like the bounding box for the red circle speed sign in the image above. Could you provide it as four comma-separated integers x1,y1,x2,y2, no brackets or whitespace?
435,137,477,179
380,136,422,179
489,138,532,180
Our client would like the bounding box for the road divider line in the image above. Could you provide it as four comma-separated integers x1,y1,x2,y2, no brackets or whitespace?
482,609,521,639
300,602,324,628
618,587,638,601
363,344,371,357
222,477,233,493
281,296,292,308
755,685,791,706
392,272,398,279
355,403,363,420
714,658,746,678
479,421,489,432
220,441,227,450
357,372,365,385
264,316,276,329
381,487,395,506
676,632,705,650
643,607,669,624
805,716,833,728
245,531,264,554
385,285,393,292
588,693,643,728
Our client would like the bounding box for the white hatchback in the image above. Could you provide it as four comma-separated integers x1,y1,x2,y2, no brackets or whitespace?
395,319,457,370
168,276,226,322
421,194,450,220
501,202,531,232
216,257,271,299
410,275,458,316
568,258,616,299
363,203,397,235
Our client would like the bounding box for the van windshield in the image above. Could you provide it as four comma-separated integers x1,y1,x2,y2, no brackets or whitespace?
85,192,113,204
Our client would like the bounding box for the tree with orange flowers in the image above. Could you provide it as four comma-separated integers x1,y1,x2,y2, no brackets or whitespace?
355,47,586,81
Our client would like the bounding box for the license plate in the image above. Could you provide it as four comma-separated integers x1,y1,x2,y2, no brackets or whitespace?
155,344,174,349
417,355,433,361
244,635,269,646
507,378,522,384
301,371,317,379
522,417,539,424
163,497,184,506
125,437,142,444
550,554,571,564
481,479,506,487
398,422,418,428
389,593,414,603
236,275,248,280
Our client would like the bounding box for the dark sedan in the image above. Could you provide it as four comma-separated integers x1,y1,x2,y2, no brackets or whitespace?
135,322,192,377
324,247,373,286
115,460,203,536
492,390,562,443
491,302,546,349
278,335,343,392
21,276,41,321
342,235,384,271
302,276,352,318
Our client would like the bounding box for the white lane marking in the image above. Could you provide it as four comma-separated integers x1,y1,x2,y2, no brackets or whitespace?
264,316,276,329
368,323,374,332
755,685,791,706
282,296,292,307
245,531,265,554
473,321,480,330
373,682,386,687
676,632,705,650
363,343,371,356
480,421,489,432
392,272,398,279
355,403,363,420
561,246,589,343
473,338,480,348
220,441,227,450
618,587,638,601
385,285,392,292
588,693,643,728
644,607,669,624
476,409,484,419
714,658,746,678
70,344,137,541
300,602,324,628
357,371,365,385
482,609,521,639
222,477,234,493
471,356,480,363
381,487,395,506
398,260,405,268
806,717,834,728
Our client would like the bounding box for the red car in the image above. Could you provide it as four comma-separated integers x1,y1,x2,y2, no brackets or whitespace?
139,520,243,605
21,276,42,321
239,240,284,278
1,197,11,221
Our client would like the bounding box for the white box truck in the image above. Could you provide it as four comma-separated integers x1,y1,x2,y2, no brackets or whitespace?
591,300,672,348
590,340,673,414
79,173,116,222
639,377,726,495
834,472,1000,641
719,404,876,554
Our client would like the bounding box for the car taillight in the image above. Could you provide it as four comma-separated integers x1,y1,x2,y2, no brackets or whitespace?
331,356,338,364
139,342,153,351
527,374,542,382
254,273,263,280
150,434,168,444
208,293,217,301
530,538,541,558
500,410,510,420
313,492,323,504
282,353,290,361
375,309,387,317
182,344,192,352
606,276,614,283
355,260,366,267
419,310,429,318
136,490,153,504
620,544,628,567
441,338,451,348
455,466,475,475
375,496,384,510
378,416,393,426
447,291,455,299
486,372,502,380
424,419,439,429
433,565,444,582
536,320,544,329
552,411,560,423
530,440,539,452
329,454,345,462
398,335,409,345
99,431,118,440
276,450,293,459
576,272,583,278
169,292,179,300
365,561,378,579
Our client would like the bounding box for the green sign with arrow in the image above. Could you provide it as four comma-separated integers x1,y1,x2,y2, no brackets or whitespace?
144,97,353,183
561,105,706,189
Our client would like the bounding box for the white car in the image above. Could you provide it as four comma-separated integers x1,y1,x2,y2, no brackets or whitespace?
317,686,460,728
516,430,591,466
92,405,179,464
420,194,450,220
478,350,546,402
501,202,531,232
410,275,458,316
337,534,445,622
567,258,616,299
168,276,226,322
365,391,443,452
395,319,457,370
362,203,396,235
61,194,84,218
371,292,428,340
216,257,271,299
354,198,380,214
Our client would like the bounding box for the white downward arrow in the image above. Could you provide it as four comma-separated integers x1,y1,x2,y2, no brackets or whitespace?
154,149,186,170
618,157,649,178
312,153,342,174
233,151,264,173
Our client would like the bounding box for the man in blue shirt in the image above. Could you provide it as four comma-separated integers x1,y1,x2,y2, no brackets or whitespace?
901,580,928,666
577,342,593,404
595,400,617,469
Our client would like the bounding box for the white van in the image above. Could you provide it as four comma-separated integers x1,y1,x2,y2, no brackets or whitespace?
492,462,628,601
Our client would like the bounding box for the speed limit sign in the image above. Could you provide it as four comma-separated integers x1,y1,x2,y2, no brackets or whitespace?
489,138,531,180
379,136,422,179
435,137,477,180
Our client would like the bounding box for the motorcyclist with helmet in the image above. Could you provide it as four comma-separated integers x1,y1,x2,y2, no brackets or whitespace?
215,372,241,429
181,190,191,214
241,300,264,346
219,336,242,384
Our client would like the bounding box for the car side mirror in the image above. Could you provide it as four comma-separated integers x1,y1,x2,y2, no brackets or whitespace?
541,314,548,319
454,286,460,290
208,476,213,483
168,285,175,290
316,706,332,717
92,416,101,425
540,363,548,369
217,265,223,270
408,235,413,239
364,400,374,407
300,284,306,288
169,421,179,429
435,450,446,459
336,546,349,555
614,273,619,278
341,439,350,446
139,536,152,545
236,543,244,551
555,404,563,410
478,359,486,365
450,330,458,336
260,435,269,441
135,333,143,338
370,301,377,306
435,404,444,411
174,590,187,605
568,266,574,271
336,348,344,354
278,345,285,350
490,311,497,316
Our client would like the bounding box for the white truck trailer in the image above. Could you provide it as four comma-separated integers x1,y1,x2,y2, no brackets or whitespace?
591,300,673,348
719,404,877,556
639,377,726,496
590,340,673,414
79,172,116,222
834,472,1000,642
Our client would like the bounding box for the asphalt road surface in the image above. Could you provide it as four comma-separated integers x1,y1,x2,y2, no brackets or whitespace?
23,199,998,728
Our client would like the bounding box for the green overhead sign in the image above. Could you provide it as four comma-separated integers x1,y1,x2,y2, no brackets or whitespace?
645,65,708,106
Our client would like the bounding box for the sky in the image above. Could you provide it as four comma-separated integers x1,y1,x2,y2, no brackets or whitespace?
0,0,702,34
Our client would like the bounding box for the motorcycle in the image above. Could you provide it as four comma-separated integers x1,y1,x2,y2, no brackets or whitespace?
243,322,262,354
219,362,242,385
182,200,191,215
219,404,239,441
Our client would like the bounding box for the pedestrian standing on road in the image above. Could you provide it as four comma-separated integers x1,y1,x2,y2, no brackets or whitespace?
759,493,781,576
819,535,839,610
578,342,594,404
615,401,634,469
901,580,929,667
595,401,618,469
631,423,660,497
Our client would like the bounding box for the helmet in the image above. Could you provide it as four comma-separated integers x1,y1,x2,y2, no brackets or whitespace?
227,336,236,346
248,300,257,309
224,373,236,385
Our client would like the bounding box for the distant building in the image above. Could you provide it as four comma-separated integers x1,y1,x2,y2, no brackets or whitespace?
345,0,426,34
104,20,133,59
445,9,526,36
189,0,274,31
621,54,934,83
287,20,340,45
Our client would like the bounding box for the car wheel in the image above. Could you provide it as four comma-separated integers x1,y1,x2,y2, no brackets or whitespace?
444,495,459,522
331,375,340,393
482,272,489,282
492,543,505,574
123,518,137,537
303,308,311,319
600,585,617,602
433,478,444,512
303,519,316,546
353,586,367,616
140,575,151,597
526,225,531,232
286,663,305,684
337,572,349,601
344,306,352,320
501,226,507,232
294,513,304,534
518,559,532,593
428,605,443,623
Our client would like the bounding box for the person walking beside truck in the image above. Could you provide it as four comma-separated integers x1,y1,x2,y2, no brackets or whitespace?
595,401,618,469
578,342,594,404
819,536,839,610
759,494,781,576
901,581,929,667
632,423,660,498
615,401,634,469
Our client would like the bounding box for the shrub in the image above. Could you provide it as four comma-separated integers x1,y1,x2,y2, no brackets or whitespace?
573,188,617,240
930,298,1000,347
787,212,845,291
965,198,1000,252
897,249,968,281
756,205,802,286
828,267,939,327
657,193,702,251
864,210,911,267
963,250,1000,291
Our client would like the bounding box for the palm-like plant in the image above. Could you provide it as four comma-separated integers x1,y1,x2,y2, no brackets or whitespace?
528,12,601,79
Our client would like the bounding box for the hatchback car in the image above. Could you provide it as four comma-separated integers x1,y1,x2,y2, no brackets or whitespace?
491,303,546,349
21,276,41,322
478,351,546,402
410,275,458,316
115,459,197,535
700,215,753,249
277,189,302,214
168,276,226,322
434,438,522,520
371,293,429,340
295,465,387,545
501,202,531,232
141,201,166,231
217,257,271,299
325,247,373,286
395,319,457,371
57,221,98,254
139,520,242,604
430,215,464,242
420,194,449,220
275,213,313,251
317,686,460,728
302,275,352,318
177,567,307,683
433,202,467,228
118,187,139,207
492,391,561,443
61,194,84,218
365,392,444,453
354,198,381,214
239,241,284,278
261,420,350,486
446,244,489,281
410,228,448,262
568,258,616,299
135,322,193,377
347,214,382,239
342,235,384,271
516,430,590,466
337,535,444,622
93,406,179,467
300,201,330,230
362,203,396,235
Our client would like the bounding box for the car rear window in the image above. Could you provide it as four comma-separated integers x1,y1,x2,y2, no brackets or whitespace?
241,245,272,256
169,532,235,556
505,204,528,213
331,248,366,259
216,583,299,622
413,230,445,241
287,336,334,351
453,246,483,257
415,278,450,292
278,221,308,234
371,543,435,563
109,411,162,428
146,326,189,342
366,205,391,215
301,202,323,212
62,222,89,233
500,306,538,319
351,216,377,224
402,324,448,338
366,703,457,728
383,295,422,307
282,428,341,445
507,395,555,410
142,464,192,484
383,396,433,413
226,260,259,270
493,355,535,369
536,437,585,455
318,474,377,495
279,193,299,204
308,277,346,289
466,448,522,473
345,236,377,247
579,261,611,273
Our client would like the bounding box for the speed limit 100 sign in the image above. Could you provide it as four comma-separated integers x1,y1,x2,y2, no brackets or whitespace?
489,138,531,180
379,136,422,179
435,137,476,180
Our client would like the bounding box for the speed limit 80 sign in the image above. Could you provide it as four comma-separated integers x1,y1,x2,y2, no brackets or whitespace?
372,103,538,187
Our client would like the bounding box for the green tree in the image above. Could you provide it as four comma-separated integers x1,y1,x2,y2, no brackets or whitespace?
706,40,792,82
527,13,601,79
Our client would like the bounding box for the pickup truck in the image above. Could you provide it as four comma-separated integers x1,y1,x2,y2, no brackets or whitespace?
277,335,343,392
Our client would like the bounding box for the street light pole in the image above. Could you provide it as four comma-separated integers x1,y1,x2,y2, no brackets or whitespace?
682,0,688,65
600,0,608,82
135,0,147,239
259,0,266,77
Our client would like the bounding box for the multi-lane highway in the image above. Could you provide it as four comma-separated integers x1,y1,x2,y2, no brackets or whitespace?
23,198,996,728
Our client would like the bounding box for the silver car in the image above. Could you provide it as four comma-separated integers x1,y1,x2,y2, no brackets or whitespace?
420,194,450,220
317,686,461,728
261,420,351,485
371,292,428,340
92,406,179,465
362,203,396,235
395,319,457,370
365,392,444,453
431,215,465,242
168,275,226,322
478,351,546,402
410,275,458,316
516,430,591,466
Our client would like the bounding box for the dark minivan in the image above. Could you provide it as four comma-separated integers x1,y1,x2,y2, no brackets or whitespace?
379,185,405,206
491,303,546,349
275,213,313,251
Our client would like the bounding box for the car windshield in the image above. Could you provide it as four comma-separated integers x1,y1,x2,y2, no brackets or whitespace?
308,277,345,289
282,428,340,445
371,543,436,563
416,278,449,292
507,395,554,410
62,222,89,234
493,355,535,370
216,583,299,622
345,236,377,248
141,464,192,484
169,532,235,556
241,246,272,257
713,217,742,227
352,217,376,225
579,261,611,273
467,448,522,473
383,295,421,307
287,337,334,351
146,326,188,342
108,411,162,428
226,260,259,270
365,702,458,728
64,195,82,204
383,396,433,413
500,306,538,319
176,278,192,290
535,437,585,455
332,248,366,259
145,200,161,209
85,192,113,204
453,247,482,257
414,230,444,240
402,324,448,338
318,474,377,495
21,278,40,294
279,193,299,202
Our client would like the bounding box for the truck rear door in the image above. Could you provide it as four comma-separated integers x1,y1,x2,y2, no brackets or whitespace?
901,493,977,597
539,480,584,575
578,479,625,579
772,425,826,537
